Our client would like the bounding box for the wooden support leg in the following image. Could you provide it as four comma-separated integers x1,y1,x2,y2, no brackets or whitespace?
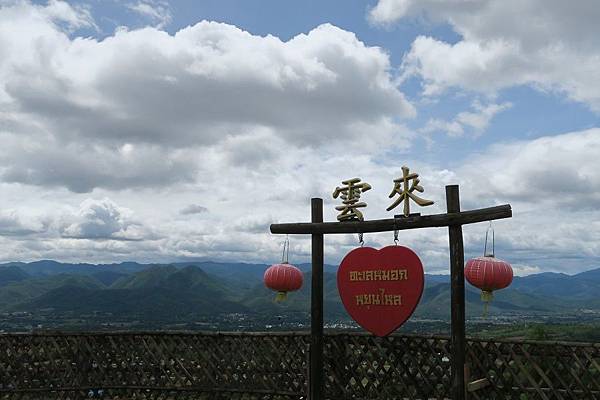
309,198,324,400
446,185,466,400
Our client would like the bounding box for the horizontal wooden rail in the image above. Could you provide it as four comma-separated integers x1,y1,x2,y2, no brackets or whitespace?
270,204,511,234
0,386,303,396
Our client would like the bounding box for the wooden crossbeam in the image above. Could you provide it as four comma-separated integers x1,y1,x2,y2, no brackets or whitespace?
270,204,511,235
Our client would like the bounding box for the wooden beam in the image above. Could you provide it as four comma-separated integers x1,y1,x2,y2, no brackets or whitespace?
309,198,324,400
270,204,511,235
447,185,466,400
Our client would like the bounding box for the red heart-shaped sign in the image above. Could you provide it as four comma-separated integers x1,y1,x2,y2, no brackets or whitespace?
337,246,424,337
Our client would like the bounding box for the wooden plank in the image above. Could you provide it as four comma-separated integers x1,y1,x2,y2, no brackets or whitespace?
309,198,324,400
467,378,490,392
270,204,511,234
446,185,466,400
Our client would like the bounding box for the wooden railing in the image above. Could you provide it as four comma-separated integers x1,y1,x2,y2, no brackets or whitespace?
1,331,599,399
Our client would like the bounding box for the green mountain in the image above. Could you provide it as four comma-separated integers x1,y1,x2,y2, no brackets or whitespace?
0,273,104,309
0,266,29,287
91,270,128,286
16,265,245,319
414,283,570,319
2,260,600,328
241,271,346,317
0,260,148,277
511,270,600,300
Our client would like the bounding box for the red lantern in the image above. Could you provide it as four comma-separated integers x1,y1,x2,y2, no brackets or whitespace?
465,224,513,315
264,263,303,302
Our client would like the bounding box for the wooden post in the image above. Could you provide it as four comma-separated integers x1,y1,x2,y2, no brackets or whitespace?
309,198,324,400
446,185,466,400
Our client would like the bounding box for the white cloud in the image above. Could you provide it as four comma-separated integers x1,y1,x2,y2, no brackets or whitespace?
449,128,600,272
371,0,600,111
60,198,151,241
126,0,172,29
503,263,541,277
0,138,199,193
422,101,511,138
457,128,600,208
0,1,415,192
0,128,598,273
41,0,96,31
0,209,45,236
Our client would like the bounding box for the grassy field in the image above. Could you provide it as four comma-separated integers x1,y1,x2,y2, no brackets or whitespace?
473,322,600,342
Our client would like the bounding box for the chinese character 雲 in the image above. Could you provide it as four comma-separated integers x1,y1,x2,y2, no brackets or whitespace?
387,166,434,216
333,178,372,221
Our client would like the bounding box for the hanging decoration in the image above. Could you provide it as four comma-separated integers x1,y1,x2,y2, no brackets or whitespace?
337,245,424,337
264,236,303,302
465,223,513,316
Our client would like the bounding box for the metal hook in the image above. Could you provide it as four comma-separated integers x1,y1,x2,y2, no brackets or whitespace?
484,221,494,257
393,216,399,245
358,232,364,247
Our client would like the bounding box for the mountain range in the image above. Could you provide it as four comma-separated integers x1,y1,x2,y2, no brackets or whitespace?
1,260,599,325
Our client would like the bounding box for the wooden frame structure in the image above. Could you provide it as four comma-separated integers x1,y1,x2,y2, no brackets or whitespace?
270,185,512,400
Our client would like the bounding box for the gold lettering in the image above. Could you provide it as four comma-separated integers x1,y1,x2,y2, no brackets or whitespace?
384,294,394,305
374,270,382,281
355,295,364,305
381,270,390,281
348,269,411,282
373,290,382,305
354,291,403,307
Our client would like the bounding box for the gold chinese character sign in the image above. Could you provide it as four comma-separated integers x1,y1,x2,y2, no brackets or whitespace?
333,178,371,221
387,166,434,217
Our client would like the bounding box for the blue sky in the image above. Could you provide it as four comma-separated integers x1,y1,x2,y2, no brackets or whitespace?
1,0,599,275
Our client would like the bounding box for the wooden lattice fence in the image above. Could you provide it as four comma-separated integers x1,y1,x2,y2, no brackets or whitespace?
0,332,309,400
1,331,599,399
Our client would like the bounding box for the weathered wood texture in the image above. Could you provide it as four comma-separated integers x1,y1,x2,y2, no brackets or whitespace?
2,332,599,399
310,198,324,400
270,204,511,235
446,185,466,400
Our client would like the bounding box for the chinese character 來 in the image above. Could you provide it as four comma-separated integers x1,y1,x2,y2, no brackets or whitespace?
387,166,434,216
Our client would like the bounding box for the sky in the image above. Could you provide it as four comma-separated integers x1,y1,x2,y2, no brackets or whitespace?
0,0,599,275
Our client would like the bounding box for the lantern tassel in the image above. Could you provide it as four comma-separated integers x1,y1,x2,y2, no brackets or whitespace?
481,290,493,318
274,291,288,302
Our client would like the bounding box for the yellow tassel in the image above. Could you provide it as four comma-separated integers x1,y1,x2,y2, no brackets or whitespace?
481,290,493,302
481,290,493,318
274,291,287,302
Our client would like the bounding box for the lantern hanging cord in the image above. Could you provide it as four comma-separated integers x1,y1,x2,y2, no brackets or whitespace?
281,235,290,263
484,221,495,257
